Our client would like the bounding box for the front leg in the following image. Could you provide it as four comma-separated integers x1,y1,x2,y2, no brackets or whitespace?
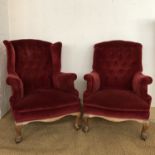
82,115,89,133
141,121,149,141
15,124,23,143
74,113,82,130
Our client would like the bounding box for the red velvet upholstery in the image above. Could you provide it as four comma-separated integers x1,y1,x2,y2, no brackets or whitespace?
4,39,80,123
84,40,153,120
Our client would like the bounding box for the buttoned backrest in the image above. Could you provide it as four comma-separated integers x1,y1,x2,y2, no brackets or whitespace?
93,41,142,90
5,39,61,95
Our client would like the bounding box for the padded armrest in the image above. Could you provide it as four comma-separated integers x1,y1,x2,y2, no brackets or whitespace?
53,72,78,96
132,72,153,102
84,71,100,97
7,73,24,103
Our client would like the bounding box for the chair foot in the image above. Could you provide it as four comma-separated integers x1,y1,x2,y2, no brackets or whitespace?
15,124,23,144
15,136,23,144
82,125,89,133
141,121,149,141
74,113,82,130
82,116,89,133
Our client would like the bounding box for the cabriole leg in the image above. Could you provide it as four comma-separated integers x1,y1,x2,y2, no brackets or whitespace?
82,115,89,133
15,124,23,143
141,121,149,141
74,113,82,130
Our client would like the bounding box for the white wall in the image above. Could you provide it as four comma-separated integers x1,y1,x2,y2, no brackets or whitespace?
8,0,155,105
0,0,10,117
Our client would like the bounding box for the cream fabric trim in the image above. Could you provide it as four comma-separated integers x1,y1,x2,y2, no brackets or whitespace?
15,112,80,126
84,114,148,123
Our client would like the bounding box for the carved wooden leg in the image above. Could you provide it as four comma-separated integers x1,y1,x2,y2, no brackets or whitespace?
82,116,89,133
141,121,149,141
74,113,82,130
15,124,23,143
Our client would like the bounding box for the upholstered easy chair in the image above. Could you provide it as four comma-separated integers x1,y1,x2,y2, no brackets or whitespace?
4,39,81,143
83,40,153,140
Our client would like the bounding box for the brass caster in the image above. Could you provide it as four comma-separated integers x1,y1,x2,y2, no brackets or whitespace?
15,136,23,144
74,123,81,130
141,132,148,141
82,126,89,133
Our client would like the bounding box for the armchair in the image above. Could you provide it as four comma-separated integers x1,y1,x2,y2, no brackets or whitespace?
4,39,81,143
83,40,153,140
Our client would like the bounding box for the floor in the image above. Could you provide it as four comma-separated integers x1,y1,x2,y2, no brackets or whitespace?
0,111,155,155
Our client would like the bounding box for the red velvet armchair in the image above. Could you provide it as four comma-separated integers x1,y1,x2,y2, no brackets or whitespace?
83,40,153,140
3,39,81,143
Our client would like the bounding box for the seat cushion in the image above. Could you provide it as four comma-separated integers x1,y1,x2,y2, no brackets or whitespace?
84,89,149,112
13,89,79,113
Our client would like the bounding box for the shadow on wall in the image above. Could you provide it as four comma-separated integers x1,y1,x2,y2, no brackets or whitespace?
136,20,155,106
0,42,11,118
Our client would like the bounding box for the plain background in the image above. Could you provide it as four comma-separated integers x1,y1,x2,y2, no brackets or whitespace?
0,0,155,117
0,0,10,117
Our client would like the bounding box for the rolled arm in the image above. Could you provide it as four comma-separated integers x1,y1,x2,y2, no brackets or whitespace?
84,71,100,97
7,74,24,103
53,72,78,95
132,72,153,102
